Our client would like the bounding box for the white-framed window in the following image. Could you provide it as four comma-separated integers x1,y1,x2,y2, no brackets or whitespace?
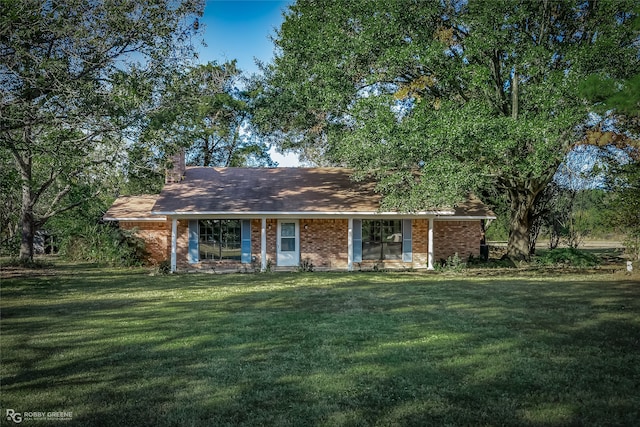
198,219,242,261
362,219,403,260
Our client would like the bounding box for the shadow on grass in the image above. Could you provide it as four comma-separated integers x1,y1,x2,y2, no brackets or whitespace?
1,271,639,426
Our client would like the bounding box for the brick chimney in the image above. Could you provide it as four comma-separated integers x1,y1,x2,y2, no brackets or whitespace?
165,148,186,184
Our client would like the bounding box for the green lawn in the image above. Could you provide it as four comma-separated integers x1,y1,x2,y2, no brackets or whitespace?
1,264,639,426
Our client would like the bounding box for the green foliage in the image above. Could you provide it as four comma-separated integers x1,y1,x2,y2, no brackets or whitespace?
157,259,172,275
0,149,19,254
0,235,20,257
535,248,601,268
44,193,147,267
298,257,315,272
139,61,275,174
578,52,639,260
579,73,640,119
532,186,612,250
265,258,273,273
58,224,145,267
605,161,640,259
436,252,467,273
1,0,204,260
623,234,640,261
260,0,639,259
120,144,165,196
484,218,509,242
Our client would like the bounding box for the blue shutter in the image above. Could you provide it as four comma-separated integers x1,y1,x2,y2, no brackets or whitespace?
402,219,413,262
353,219,362,263
241,219,251,264
188,220,199,264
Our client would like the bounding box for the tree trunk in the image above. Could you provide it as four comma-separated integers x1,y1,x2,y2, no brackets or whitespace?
19,172,35,262
16,128,36,262
506,186,538,261
507,210,531,261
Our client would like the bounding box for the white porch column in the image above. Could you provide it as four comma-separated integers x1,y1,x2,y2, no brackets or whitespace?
427,218,435,270
170,218,178,273
261,217,267,272
347,218,353,271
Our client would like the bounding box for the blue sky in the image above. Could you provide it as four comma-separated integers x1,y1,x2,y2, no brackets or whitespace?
198,0,298,166
199,0,291,76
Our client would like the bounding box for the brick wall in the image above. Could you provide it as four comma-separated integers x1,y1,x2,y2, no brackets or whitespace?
434,220,482,262
250,218,277,267
119,219,190,268
300,219,348,269
175,220,189,268
248,219,349,269
119,221,171,265
412,219,429,267
122,217,483,270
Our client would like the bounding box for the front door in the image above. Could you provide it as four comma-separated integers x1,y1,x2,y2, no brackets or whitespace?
277,220,299,266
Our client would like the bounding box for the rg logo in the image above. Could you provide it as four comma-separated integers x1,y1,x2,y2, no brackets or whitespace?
6,409,22,424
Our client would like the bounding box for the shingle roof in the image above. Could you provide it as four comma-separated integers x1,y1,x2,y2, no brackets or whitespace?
149,167,496,218
103,195,165,221
152,167,381,214
452,196,497,218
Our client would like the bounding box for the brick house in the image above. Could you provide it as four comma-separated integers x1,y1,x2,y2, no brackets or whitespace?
104,154,495,272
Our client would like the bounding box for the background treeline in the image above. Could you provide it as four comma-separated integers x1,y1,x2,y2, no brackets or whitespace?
487,188,619,249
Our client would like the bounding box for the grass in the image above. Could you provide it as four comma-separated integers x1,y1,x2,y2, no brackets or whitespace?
1,263,639,426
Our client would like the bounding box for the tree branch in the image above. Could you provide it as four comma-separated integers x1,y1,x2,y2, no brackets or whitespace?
38,196,95,226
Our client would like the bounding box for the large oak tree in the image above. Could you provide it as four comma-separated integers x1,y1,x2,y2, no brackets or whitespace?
258,0,639,259
1,0,203,261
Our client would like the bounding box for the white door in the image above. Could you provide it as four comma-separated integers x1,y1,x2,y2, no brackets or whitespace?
277,220,299,266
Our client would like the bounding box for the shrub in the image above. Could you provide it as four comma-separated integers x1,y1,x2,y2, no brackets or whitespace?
437,252,467,272
535,247,600,268
623,231,640,261
0,234,19,257
59,224,145,267
298,257,315,272
157,259,171,275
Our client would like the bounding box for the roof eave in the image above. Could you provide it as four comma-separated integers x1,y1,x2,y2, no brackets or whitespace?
149,210,470,219
103,216,167,222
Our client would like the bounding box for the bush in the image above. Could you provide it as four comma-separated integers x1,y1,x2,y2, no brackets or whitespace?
157,259,171,275
0,234,20,257
436,252,467,272
623,231,640,261
535,247,600,268
59,224,146,267
298,257,314,272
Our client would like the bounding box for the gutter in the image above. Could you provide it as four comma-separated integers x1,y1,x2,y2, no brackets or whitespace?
150,210,459,219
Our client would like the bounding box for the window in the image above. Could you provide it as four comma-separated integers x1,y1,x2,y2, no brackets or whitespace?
362,220,402,260
198,219,242,260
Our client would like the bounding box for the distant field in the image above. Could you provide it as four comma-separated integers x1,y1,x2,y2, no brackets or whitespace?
1,263,639,426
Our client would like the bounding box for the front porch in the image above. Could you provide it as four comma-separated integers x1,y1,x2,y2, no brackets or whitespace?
169,216,444,273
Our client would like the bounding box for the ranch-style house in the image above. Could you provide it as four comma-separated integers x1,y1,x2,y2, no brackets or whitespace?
104,152,496,272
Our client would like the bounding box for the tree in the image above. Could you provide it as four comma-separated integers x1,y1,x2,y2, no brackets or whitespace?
258,0,639,259
137,61,274,183
0,146,20,253
0,0,203,261
581,72,640,259
606,161,640,260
